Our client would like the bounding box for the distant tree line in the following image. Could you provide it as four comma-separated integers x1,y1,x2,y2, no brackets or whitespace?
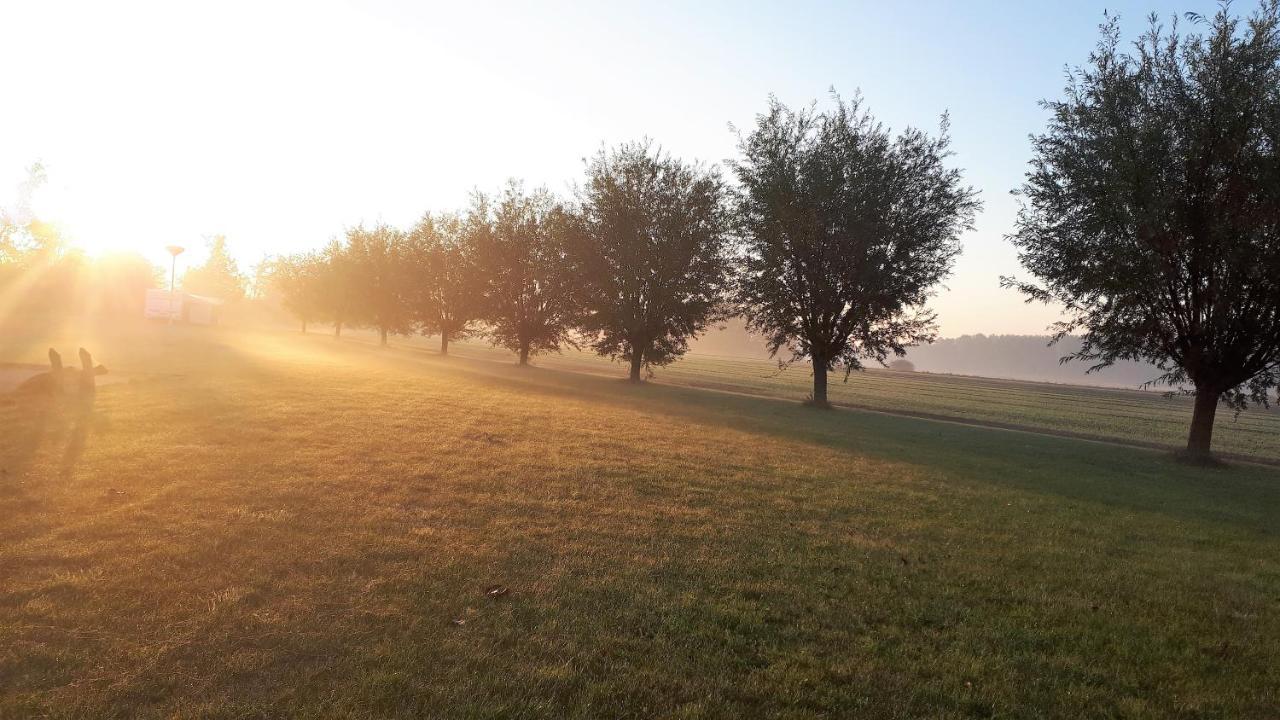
265,102,980,390
902,335,1161,387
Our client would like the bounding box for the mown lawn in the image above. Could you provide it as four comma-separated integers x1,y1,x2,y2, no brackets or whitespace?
425,336,1280,463
2,322,1279,718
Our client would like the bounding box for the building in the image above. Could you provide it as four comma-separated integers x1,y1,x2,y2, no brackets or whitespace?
144,289,224,325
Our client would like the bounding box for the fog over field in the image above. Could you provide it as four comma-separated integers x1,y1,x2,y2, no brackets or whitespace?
692,319,1164,389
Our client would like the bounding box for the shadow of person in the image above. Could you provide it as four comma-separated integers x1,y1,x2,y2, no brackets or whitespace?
60,377,98,480
0,396,53,492
4,347,109,483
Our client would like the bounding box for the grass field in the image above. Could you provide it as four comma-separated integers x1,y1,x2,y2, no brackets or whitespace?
384,331,1280,463
3,321,1280,718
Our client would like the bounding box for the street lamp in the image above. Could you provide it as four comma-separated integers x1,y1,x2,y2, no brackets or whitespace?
166,245,185,323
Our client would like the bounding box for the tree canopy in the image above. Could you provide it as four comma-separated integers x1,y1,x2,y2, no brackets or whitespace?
182,235,247,302
343,223,414,346
0,163,57,264
732,94,980,406
1005,2,1280,458
472,183,579,365
573,141,733,381
406,212,483,355
268,252,330,333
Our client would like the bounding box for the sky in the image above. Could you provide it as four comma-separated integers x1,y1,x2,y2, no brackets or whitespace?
0,0,1231,336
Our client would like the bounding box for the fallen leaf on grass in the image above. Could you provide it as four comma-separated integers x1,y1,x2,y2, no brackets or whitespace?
485,584,509,599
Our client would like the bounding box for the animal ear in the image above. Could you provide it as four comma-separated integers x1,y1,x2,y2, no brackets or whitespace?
79,348,93,370
48,348,63,370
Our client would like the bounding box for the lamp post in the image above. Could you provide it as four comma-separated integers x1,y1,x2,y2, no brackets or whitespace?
165,245,185,323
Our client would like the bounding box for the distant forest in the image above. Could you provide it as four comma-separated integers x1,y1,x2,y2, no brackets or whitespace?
690,319,1164,390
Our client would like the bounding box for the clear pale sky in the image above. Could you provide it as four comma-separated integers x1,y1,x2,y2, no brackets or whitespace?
1,0,1228,336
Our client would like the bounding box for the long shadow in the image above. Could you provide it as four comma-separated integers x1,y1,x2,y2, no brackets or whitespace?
347,341,1280,532
0,395,54,490
103,330,1280,532
59,390,99,479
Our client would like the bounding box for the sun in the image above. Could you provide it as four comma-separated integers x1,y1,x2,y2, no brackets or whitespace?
28,183,162,264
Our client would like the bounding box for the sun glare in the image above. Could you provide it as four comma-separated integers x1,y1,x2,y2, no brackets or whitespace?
29,187,169,267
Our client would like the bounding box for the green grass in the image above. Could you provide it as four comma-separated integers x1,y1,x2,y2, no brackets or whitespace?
2,321,1279,718
419,335,1280,463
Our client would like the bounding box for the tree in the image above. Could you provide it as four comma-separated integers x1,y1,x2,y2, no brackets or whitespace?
573,141,733,382
732,94,980,406
246,255,274,302
0,163,74,311
269,252,329,333
1005,3,1280,460
182,235,247,301
473,182,578,365
0,163,51,263
344,223,414,346
320,238,353,338
406,212,482,355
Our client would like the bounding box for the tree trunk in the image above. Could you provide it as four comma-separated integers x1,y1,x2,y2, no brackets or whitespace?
440,330,449,356
811,359,829,407
628,349,644,383
1186,387,1220,459
379,327,388,347
334,321,343,339
518,345,530,366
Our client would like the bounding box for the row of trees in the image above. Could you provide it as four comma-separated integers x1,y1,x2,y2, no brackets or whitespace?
268,1,1280,460
270,111,980,392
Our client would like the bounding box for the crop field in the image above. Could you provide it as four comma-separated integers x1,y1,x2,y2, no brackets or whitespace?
3,320,1279,718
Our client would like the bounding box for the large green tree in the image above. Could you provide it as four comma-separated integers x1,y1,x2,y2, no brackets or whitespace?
472,183,579,365
1006,3,1280,460
573,141,733,382
406,212,483,355
732,94,980,406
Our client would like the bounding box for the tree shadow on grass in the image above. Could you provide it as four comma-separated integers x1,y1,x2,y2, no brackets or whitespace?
179,332,1280,532
398,349,1280,533
0,396,54,493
